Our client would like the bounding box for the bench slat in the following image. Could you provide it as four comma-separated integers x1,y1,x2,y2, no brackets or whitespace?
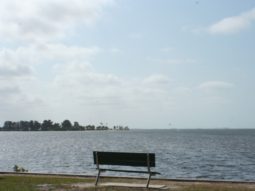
99,168,160,175
93,151,156,167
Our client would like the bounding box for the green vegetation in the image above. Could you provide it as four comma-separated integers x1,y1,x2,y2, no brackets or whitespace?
0,175,255,191
0,175,93,191
0,120,129,131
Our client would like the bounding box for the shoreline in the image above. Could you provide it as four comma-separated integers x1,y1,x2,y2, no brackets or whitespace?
1,171,254,185
1,172,255,190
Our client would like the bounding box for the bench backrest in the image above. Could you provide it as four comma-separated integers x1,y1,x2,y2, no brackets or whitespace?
93,151,156,167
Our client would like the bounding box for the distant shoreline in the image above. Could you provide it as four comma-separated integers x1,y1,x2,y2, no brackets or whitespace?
1,128,255,131
0,120,129,131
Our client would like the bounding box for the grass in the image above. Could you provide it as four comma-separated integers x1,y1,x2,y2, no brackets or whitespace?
0,174,255,191
0,174,93,191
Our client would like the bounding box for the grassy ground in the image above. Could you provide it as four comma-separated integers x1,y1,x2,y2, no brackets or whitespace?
0,174,93,191
0,174,255,191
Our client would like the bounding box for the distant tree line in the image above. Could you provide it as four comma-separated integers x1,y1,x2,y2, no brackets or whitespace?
0,120,129,131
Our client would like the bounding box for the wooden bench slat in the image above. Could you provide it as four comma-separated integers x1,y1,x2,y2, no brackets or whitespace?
93,151,155,167
99,168,160,174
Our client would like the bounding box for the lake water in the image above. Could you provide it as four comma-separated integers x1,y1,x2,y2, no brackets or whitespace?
0,129,255,181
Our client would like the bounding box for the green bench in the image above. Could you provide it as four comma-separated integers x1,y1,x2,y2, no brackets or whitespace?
93,151,160,188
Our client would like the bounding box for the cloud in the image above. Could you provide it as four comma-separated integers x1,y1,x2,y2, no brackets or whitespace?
143,74,170,85
0,0,114,42
46,68,174,127
208,8,255,34
0,42,104,121
51,63,172,109
0,49,34,80
53,62,121,89
0,43,100,81
0,38,175,124
0,63,32,79
0,0,114,122
0,85,21,97
149,58,197,65
36,43,101,62
198,81,235,93
196,81,235,105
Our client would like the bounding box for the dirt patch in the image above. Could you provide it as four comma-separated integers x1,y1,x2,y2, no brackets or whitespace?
37,184,55,191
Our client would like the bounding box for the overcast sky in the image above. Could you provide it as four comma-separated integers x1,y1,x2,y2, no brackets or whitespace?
1,0,255,129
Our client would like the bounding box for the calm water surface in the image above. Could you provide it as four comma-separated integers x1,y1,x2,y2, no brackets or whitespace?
0,129,254,181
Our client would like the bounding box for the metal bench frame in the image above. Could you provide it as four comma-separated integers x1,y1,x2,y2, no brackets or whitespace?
93,151,160,188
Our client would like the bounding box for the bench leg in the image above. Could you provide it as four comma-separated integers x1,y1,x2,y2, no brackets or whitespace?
146,173,152,188
95,169,101,186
